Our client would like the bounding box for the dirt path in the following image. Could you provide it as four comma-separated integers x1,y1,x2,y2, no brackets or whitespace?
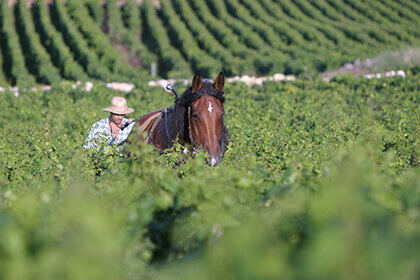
322,48,420,81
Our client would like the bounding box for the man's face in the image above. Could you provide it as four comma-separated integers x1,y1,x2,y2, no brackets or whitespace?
110,113,125,125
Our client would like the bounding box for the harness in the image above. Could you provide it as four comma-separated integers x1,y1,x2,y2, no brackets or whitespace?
134,108,171,144
135,111,162,143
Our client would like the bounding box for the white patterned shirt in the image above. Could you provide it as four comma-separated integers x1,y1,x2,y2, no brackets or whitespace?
84,117,135,149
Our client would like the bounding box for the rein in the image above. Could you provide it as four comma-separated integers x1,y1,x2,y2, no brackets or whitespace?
120,114,143,131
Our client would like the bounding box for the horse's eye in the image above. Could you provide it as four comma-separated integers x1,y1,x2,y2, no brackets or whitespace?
192,114,199,119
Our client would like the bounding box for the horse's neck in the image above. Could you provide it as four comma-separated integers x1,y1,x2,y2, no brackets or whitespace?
136,104,190,150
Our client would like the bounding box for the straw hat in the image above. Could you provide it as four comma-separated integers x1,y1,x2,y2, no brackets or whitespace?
103,96,134,115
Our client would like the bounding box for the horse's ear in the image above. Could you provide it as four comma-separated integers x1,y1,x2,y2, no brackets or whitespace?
192,73,203,92
214,72,225,91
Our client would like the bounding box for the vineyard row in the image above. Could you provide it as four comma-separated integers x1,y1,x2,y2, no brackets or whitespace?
0,0,418,85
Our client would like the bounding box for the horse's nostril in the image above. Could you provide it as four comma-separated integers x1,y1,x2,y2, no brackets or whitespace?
210,158,217,166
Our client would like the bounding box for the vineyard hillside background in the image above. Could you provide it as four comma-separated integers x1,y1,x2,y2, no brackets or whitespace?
0,0,419,85
0,0,419,280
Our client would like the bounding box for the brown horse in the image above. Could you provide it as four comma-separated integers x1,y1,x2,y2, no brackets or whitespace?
126,72,229,165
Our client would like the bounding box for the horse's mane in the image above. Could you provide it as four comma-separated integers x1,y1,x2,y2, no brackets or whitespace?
154,81,229,152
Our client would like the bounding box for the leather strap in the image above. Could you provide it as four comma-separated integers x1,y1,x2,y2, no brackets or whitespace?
145,111,163,143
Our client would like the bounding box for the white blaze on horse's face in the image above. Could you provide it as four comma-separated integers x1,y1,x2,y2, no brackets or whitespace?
208,102,213,113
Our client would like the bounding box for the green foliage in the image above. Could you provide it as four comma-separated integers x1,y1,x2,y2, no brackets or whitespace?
187,0,261,69
0,40,7,85
142,0,191,78
121,0,141,33
0,0,36,87
0,74,419,278
159,0,221,77
84,0,105,25
224,0,289,51
172,0,252,75
66,0,135,78
105,0,157,69
32,0,88,81
15,0,61,85
50,0,113,80
0,0,419,81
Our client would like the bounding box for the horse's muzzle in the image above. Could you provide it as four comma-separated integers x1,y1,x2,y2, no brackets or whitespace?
208,155,222,166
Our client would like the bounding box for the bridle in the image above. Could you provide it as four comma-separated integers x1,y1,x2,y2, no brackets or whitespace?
163,89,223,155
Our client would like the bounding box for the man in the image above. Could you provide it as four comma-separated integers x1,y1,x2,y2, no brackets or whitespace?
84,96,135,149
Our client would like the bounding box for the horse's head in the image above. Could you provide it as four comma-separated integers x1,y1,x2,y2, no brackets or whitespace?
127,72,228,164
188,72,227,166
